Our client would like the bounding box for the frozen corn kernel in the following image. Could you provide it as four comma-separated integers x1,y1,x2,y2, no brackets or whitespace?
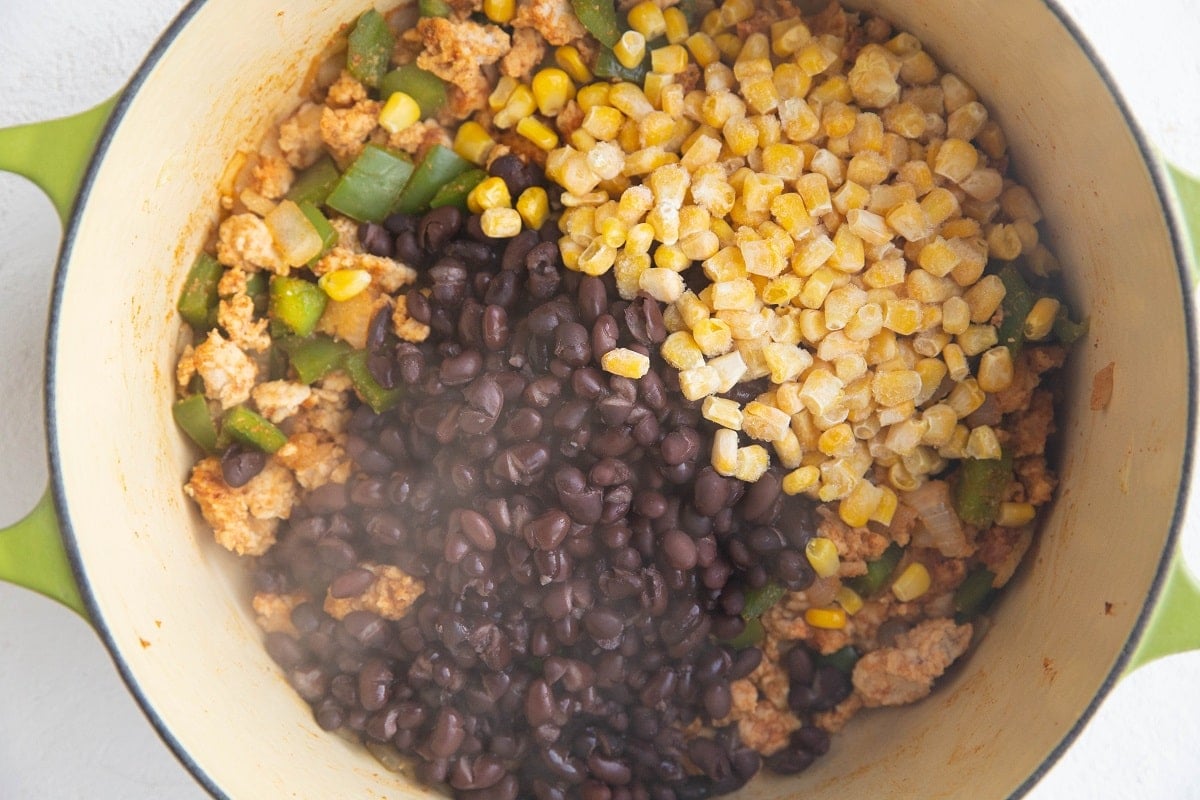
957,324,999,356
516,117,559,151
711,428,739,476
977,346,1014,393
479,208,523,238
839,479,884,528
734,445,771,482
678,365,722,400
783,465,820,495
947,377,986,418
799,368,844,416
966,425,1002,460
555,45,592,83
692,318,734,356
742,402,792,442
702,396,744,430
709,350,749,392
639,268,686,303
805,537,840,578
601,347,651,379
660,331,705,370
762,342,813,384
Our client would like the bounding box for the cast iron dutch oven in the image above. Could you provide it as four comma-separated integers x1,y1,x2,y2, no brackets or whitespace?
1,0,1198,797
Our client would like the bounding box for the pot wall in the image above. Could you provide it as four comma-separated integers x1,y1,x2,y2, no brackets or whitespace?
47,0,1192,797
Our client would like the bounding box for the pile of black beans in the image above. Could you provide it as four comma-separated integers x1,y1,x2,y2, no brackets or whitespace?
252,155,852,799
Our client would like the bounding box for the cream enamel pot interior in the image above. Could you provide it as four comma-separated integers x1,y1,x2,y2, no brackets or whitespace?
0,0,1199,797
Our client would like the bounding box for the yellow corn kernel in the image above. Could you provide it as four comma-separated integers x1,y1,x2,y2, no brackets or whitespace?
804,605,847,630
941,296,971,336
675,291,709,328
663,6,690,43
627,0,667,39
742,401,791,443
467,176,512,215
975,346,1014,393
760,275,802,308
966,424,1002,460
661,331,705,370
685,32,720,68
601,347,651,379
478,207,522,238
378,91,421,134
318,269,372,302
891,562,931,601
452,121,495,166
709,350,749,391
734,445,771,482
805,537,840,578
636,111,675,148
493,84,536,129
583,104,628,140
946,377,986,418
817,422,855,457
1024,297,1061,341
650,44,689,75
836,585,864,615
702,396,744,431
576,83,611,112
782,465,820,495
933,138,979,184
870,485,898,525
693,318,734,356
710,279,758,311
636,268,683,304
515,117,560,151
941,342,969,382
840,479,885,528
483,0,515,24
488,75,518,112
577,239,618,276
531,68,575,117
714,32,743,60
997,501,1037,528
641,72,672,108
957,324,999,357
554,45,592,84
615,31,647,70
711,427,739,476
797,38,838,76
886,200,931,242
515,187,549,230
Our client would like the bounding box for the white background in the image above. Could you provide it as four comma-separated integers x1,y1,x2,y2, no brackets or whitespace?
1,0,1198,797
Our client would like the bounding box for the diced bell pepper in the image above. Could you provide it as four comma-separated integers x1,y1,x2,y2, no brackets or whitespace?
269,275,328,337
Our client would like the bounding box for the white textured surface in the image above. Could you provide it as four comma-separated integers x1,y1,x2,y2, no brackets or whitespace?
0,0,1198,797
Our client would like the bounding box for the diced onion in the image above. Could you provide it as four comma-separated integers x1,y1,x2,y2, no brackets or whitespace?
903,479,971,557
265,200,323,266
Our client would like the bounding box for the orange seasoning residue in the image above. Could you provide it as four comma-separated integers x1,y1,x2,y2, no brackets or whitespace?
1090,361,1115,410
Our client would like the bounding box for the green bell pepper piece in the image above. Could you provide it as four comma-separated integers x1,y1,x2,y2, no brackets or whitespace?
278,335,353,384
418,0,453,17
724,617,765,649
245,271,269,317
380,64,448,118
571,0,621,48
429,169,488,210
285,156,340,207
996,262,1035,356
1052,305,1089,345
344,350,404,413
269,276,328,337
954,566,997,622
177,253,224,330
953,453,1013,528
346,9,394,89
593,47,649,83
741,581,786,620
392,145,473,215
223,406,288,453
172,394,219,453
816,645,860,674
847,542,903,596
326,144,414,222
297,200,338,264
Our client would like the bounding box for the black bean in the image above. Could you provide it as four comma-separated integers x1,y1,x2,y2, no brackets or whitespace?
693,468,732,516
624,295,667,345
418,205,463,253
764,747,814,775
503,407,544,441
359,221,395,258
501,228,541,271
490,153,534,198
220,444,267,488
482,304,510,350
330,567,376,599
458,509,497,551
702,682,732,720
524,509,571,551
661,530,698,570
728,648,763,681
526,242,563,299
588,752,633,786
554,321,591,367
358,659,394,712
441,350,483,385
792,725,831,756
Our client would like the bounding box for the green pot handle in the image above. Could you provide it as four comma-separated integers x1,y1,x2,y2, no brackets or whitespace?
0,97,117,619
1126,164,1200,672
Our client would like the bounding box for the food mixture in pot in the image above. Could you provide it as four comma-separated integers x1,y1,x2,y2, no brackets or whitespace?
173,0,1085,796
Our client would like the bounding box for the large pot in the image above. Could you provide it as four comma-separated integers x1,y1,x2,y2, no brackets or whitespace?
0,0,1198,797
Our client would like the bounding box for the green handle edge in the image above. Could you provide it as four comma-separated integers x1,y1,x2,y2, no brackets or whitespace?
0,96,117,224
0,489,87,618
0,98,116,618
1125,164,1200,672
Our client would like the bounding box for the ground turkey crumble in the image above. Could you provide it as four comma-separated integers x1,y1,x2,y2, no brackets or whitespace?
323,562,426,621
184,457,297,556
